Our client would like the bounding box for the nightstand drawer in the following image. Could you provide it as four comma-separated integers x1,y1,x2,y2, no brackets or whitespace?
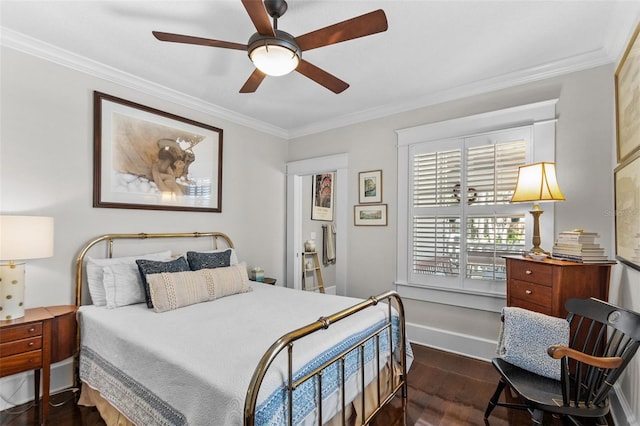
0,336,42,357
0,350,42,377
509,279,552,307
0,322,43,343
509,261,552,285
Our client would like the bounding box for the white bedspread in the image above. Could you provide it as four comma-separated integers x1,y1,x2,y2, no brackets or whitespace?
79,283,412,426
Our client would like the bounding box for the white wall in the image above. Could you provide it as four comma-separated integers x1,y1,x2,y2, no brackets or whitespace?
0,47,288,408
288,64,640,424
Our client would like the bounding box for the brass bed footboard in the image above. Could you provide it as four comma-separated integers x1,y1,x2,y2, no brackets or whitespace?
74,232,408,426
244,291,408,426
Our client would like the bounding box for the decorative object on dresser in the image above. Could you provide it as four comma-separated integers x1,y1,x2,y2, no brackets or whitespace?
552,229,608,263
503,255,614,319
510,162,565,255
0,305,77,425
0,216,54,320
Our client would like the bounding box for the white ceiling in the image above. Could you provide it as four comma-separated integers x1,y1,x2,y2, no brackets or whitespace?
1,1,639,138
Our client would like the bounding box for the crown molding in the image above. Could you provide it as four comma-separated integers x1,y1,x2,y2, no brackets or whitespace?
0,27,289,139
287,48,613,138
0,26,619,141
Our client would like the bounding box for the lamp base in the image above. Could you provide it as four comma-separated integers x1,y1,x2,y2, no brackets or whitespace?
529,205,550,256
0,262,26,320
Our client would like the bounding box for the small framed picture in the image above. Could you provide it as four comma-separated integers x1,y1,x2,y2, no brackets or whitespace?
354,204,387,226
358,170,382,203
311,172,334,221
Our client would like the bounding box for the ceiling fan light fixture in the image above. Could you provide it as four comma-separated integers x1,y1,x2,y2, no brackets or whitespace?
248,32,301,76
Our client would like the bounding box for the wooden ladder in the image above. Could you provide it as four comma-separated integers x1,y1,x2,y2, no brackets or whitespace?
302,251,325,293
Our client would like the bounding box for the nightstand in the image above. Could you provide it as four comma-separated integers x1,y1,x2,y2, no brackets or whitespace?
0,305,77,425
250,277,277,285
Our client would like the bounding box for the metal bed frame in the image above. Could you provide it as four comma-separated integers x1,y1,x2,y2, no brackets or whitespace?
74,232,408,426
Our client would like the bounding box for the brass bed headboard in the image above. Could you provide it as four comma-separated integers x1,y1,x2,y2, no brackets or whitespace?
74,232,234,306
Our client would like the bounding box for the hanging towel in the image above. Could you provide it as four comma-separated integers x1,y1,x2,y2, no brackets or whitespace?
323,224,336,265
497,307,569,380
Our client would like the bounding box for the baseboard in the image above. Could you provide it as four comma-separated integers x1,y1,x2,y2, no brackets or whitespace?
0,359,74,411
610,383,639,426
406,321,497,361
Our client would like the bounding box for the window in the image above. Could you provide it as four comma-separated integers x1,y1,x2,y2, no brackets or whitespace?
396,101,557,312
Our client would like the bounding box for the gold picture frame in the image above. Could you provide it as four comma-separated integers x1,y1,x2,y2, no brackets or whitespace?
93,92,223,212
358,169,383,203
354,204,387,226
614,150,640,271
615,22,640,163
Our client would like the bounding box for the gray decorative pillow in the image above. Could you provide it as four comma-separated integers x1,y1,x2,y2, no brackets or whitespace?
136,257,190,308
187,249,232,270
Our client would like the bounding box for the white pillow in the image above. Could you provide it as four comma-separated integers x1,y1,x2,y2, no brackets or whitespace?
86,251,172,306
103,263,146,309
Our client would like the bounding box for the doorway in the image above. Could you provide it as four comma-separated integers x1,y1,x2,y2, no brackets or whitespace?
286,153,348,294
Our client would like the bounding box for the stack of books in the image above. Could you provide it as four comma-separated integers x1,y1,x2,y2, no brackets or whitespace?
552,230,608,263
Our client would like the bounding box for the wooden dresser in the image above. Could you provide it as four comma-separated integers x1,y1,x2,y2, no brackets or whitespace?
504,255,614,319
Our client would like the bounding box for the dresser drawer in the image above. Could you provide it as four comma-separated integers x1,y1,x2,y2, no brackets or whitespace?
0,322,43,343
509,279,552,308
0,350,42,377
509,261,553,285
0,336,42,358
509,296,553,316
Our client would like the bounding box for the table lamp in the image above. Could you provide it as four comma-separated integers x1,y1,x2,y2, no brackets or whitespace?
0,215,54,320
511,162,565,255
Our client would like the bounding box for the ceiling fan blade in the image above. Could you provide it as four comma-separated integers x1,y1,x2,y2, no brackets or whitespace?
241,0,275,37
295,9,388,52
153,31,247,50
240,69,267,93
296,60,349,94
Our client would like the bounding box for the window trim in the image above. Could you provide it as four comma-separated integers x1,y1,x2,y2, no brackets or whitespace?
395,100,558,312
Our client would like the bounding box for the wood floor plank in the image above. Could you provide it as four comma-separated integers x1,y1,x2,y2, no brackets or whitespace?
0,344,612,425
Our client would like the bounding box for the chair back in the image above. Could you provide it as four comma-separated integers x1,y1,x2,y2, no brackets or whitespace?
562,298,640,408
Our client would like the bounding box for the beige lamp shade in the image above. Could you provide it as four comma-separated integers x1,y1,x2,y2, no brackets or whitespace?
511,162,565,203
510,163,564,255
0,215,54,320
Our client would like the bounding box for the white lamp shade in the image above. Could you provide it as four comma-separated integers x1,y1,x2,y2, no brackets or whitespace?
511,162,565,203
0,216,54,260
250,44,300,76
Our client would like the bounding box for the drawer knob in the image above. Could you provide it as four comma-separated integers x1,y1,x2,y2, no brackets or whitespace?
28,327,36,333
28,342,35,346
525,290,532,295
525,270,533,275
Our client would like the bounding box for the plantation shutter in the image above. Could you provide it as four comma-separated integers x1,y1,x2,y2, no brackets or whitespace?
410,132,528,286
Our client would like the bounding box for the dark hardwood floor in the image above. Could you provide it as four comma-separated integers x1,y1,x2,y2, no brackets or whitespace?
0,344,612,425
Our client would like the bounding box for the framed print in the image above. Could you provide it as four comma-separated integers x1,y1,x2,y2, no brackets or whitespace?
614,151,640,271
311,172,334,221
354,204,387,226
359,169,383,203
93,91,223,212
615,22,640,163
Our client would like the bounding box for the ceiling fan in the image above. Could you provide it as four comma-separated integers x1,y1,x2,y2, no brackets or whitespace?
152,0,388,94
